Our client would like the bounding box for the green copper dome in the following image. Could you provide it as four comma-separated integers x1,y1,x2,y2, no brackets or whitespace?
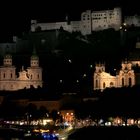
31,47,39,60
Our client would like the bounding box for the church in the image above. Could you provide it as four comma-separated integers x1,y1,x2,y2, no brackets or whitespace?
93,61,135,91
0,51,43,91
93,41,140,91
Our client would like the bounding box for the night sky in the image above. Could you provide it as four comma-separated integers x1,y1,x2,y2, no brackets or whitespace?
0,0,139,40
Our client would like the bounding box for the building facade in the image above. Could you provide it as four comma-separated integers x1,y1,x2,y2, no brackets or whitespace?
0,53,42,91
31,7,122,35
93,61,135,91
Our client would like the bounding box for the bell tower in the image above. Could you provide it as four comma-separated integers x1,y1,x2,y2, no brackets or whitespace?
27,47,43,88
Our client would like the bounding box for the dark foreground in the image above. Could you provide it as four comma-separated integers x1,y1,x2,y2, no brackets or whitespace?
68,126,140,140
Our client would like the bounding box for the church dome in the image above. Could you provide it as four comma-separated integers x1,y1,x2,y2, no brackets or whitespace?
4,54,12,59
31,54,39,60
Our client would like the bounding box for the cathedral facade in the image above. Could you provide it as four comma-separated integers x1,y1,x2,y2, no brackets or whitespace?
93,61,135,91
0,53,42,91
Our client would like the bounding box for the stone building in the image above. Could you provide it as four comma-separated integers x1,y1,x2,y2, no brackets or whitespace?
0,51,42,91
31,7,122,35
93,61,135,91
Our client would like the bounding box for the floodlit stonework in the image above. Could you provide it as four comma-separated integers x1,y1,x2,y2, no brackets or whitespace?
31,7,122,35
0,52,42,91
93,61,135,91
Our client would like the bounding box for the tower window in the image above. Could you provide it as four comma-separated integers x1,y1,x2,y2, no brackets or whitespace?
129,78,132,86
11,73,12,78
122,78,124,86
37,74,39,79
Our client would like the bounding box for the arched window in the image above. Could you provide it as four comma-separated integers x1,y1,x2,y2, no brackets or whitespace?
103,82,106,88
110,82,114,87
3,73,5,78
129,78,132,86
96,80,98,88
122,78,124,86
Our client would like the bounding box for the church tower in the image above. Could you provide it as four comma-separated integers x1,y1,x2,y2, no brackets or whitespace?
27,48,43,88
118,60,135,87
93,63,105,90
0,54,16,90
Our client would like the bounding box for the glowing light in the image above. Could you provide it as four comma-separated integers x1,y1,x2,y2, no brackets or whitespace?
71,113,73,115
83,74,87,77
90,64,93,68
68,59,72,63
60,80,63,83
123,23,126,26
76,80,79,83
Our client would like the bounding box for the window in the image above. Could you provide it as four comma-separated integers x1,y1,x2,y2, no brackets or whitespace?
37,74,39,79
129,78,132,86
110,82,114,87
3,73,5,78
11,73,12,78
96,80,98,88
122,78,124,86
103,82,106,88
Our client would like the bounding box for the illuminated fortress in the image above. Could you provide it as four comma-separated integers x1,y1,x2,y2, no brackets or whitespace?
0,52,42,91
31,7,122,35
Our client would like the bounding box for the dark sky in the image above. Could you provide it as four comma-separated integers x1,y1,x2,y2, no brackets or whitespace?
0,0,139,40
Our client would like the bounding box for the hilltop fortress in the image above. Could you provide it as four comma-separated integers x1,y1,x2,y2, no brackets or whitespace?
31,7,122,35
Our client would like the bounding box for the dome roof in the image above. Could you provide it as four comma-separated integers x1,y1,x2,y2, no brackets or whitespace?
4,54,12,59
31,54,39,60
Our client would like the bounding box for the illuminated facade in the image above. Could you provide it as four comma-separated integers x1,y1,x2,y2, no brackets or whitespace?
93,61,135,91
81,7,122,34
31,7,122,35
0,53,42,91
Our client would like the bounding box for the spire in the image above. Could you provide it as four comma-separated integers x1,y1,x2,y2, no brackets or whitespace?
31,46,39,67
31,46,38,60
